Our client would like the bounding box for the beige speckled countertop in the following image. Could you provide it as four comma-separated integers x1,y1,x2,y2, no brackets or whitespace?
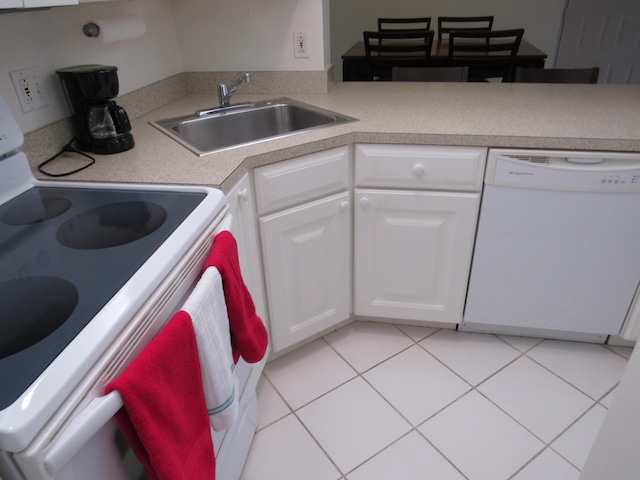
29,82,640,193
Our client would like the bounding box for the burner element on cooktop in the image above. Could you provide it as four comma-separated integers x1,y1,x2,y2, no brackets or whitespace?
0,277,79,359
57,201,168,249
2,197,72,226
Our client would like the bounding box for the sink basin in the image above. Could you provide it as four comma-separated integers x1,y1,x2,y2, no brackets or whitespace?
151,97,357,156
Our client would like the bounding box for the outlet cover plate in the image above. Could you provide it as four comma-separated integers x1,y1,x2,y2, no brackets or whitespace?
10,67,50,113
294,31,309,59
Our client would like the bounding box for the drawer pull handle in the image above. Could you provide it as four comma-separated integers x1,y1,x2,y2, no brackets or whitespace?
340,201,350,211
413,164,425,177
359,197,370,208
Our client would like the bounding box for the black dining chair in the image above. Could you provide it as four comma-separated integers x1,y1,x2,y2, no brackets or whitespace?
515,67,600,84
392,66,469,82
437,16,494,42
448,28,524,82
378,17,432,32
363,30,435,81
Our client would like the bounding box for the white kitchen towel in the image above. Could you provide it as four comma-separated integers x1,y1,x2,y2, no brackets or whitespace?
182,266,239,432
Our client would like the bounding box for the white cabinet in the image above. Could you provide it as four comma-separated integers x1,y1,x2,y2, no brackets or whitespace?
2,0,120,8
2,0,26,7
354,144,486,325
1,0,77,7
226,173,268,329
255,147,351,352
26,0,77,6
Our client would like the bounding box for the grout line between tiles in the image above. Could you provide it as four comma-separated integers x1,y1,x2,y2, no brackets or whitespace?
291,408,347,478
506,446,554,480
522,345,606,402
257,372,348,477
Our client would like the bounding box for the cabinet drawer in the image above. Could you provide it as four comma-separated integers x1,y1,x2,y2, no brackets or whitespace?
254,146,350,214
355,144,486,192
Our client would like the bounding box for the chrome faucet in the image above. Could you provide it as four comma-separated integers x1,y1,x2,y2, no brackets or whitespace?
218,72,251,108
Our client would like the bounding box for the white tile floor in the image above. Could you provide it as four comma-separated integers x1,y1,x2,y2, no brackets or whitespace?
240,322,632,480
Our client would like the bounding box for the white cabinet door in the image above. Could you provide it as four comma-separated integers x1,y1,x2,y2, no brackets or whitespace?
260,192,351,351
22,0,77,6
355,188,479,324
227,174,268,327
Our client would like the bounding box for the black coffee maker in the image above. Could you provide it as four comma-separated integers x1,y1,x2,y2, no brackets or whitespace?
56,65,134,154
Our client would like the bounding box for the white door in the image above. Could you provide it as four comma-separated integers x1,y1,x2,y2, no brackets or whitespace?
259,192,351,352
354,189,479,324
555,0,640,83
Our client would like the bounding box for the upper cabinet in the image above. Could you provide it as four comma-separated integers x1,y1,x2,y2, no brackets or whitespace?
2,0,119,9
2,0,25,7
2,0,77,7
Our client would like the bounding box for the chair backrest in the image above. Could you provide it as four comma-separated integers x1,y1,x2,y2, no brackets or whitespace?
378,17,432,32
448,28,524,82
437,16,494,42
363,30,435,81
392,66,469,82
515,67,599,84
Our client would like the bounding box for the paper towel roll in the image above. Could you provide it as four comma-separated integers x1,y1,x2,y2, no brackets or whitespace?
85,15,146,44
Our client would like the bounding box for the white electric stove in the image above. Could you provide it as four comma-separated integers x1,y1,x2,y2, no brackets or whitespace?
0,94,233,479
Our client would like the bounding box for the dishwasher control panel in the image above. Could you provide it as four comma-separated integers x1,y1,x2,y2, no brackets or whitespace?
487,149,640,192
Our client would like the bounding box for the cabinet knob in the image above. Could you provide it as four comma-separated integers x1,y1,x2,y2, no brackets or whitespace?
340,201,350,211
413,164,425,177
358,197,370,208
238,188,249,202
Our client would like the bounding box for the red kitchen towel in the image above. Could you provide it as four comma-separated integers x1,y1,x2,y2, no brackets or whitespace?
204,230,268,364
105,314,216,480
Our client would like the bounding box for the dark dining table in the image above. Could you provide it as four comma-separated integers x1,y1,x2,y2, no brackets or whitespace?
341,39,547,81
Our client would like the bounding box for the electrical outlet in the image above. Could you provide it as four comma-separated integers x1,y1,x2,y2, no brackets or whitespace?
294,31,309,59
10,67,50,113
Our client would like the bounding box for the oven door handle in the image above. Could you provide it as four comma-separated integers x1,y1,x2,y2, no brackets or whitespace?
43,391,123,476
218,213,232,232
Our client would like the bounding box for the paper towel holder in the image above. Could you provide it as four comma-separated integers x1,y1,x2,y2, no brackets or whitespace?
82,22,100,38
81,15,146,44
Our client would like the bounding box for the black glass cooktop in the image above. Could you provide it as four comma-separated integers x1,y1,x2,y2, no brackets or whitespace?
0,186,205,409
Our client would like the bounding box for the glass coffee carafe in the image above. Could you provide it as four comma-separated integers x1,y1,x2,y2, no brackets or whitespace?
88,102,131,141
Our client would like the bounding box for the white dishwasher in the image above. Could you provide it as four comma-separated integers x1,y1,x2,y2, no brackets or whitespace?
462,148,640,342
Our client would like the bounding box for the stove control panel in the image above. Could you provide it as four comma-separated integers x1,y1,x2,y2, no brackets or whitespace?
0,94,25,158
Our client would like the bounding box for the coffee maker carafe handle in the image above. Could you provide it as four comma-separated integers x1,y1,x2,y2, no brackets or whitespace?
110,105,131,133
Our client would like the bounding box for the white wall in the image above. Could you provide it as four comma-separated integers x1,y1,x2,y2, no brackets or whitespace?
329,0,566,81
0,0,182,133
0,0,329,134
170,0,328,71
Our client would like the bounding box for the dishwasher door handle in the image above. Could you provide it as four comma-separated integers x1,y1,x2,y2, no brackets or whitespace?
566,157,604,164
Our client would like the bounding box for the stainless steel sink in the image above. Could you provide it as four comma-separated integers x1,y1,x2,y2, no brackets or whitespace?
151,97,357,156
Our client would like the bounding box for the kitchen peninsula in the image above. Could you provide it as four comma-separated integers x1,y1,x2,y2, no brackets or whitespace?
24,80,640,192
